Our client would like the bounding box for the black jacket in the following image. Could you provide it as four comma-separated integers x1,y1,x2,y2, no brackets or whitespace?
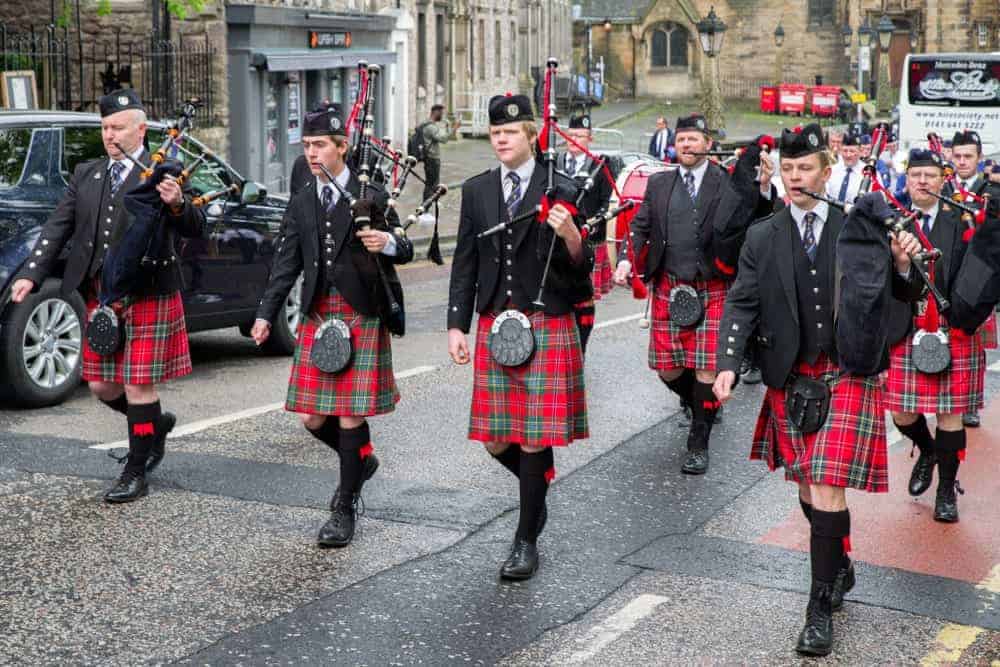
289,154,312,199
256,172,413,324
717,205,922,386
15,150,204,297
447,165,594,333
562,152,614,242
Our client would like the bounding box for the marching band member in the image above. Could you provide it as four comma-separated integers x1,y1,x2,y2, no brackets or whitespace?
714,125,922,656
252,105,413,548
10,90,204,503
447,93,593,580
888,149,978,523
826,133,864,205
612,114,772,475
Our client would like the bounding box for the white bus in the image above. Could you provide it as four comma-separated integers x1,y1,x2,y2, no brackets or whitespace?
897,52,1000,156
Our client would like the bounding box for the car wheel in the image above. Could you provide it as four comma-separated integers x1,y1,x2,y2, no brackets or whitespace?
260,273,302,355
0,280,86,407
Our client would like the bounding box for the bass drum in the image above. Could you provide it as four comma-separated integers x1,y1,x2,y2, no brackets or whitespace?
610,158,673,299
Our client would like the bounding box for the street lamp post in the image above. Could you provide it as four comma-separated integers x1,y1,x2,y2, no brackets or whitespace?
695,6,727,131
773,23,785,86
876,14,895,114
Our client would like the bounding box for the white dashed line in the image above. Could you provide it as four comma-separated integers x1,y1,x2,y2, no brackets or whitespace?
594,312,644,330
89,364,439,450
564,594,670,664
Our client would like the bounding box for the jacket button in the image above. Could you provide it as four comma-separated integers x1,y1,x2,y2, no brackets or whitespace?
28,262,36,268
493,257,499,264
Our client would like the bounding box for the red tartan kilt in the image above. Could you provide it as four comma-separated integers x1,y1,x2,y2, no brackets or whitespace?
82,291,191,385
591,243,613,299
648,275,728,372
979,312,997,350
469,310,588,447
885,327,983,415
751,355,888,493
285,293,399,417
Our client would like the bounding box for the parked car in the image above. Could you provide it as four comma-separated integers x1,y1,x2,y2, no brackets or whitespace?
0,111,299,407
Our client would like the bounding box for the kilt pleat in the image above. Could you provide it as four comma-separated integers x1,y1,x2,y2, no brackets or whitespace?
648,275,728,372
286,293,399,416
591,243,614,299
751,355,889,493
979,312,997,350
469,310,588,447
82,291,191,385
885,327,983,415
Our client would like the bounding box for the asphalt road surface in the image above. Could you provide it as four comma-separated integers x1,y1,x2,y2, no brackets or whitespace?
3,265,1000,664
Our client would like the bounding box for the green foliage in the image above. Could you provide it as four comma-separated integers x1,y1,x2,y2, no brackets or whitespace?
96,0,112,17
56,0,73,28
90,0,206,20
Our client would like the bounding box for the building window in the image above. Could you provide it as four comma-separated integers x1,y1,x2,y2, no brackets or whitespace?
478,19,486,80
649,23,688,68
511,21,517,76
807,0,835,27
436,14,446,86
495,20,502,78
417,12,427,88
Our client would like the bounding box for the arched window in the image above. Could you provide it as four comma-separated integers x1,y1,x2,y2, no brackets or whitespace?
648,22,688,68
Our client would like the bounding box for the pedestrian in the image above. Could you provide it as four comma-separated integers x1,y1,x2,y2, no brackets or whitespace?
251,105,414,548
612,114,774,475
446,93,593,580
944,130,1000,429
714,124,923,656
826,133,864,205
562,113,614,351
418,104,460,224
648,116,673,161
888,149,979,524
9,89,205,503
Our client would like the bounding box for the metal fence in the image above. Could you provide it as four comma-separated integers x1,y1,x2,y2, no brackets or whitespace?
718,74,773,100
0,23,217,123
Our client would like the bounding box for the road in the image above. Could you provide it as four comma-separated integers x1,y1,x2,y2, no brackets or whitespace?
2,256,999,665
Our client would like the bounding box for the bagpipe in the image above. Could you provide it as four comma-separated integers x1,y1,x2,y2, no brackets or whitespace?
856,124,889,195
87,99,212,357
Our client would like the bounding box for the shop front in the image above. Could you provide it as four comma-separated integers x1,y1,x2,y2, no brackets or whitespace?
227,5,400,193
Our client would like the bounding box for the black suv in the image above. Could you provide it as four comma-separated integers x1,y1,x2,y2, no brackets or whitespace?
0,112,301,407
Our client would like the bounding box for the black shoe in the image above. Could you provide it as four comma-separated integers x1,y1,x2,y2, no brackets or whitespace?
962,412,981,428
145,411,176,474
103,471,148,504
329,454,380,511
831,560,855,611
681,448,709,475
795,581,834,656
677,400,692,429
908,449,936,497
500,538,539,580
318,497,358,548
933,482,961,523
742,367,762,385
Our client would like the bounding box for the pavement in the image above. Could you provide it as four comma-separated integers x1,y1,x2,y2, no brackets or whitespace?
3,105,1000,665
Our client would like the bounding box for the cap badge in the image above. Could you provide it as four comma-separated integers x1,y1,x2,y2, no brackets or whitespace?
118,95,129,107
506,103,519,119
807,133,819,147
329,117,342,131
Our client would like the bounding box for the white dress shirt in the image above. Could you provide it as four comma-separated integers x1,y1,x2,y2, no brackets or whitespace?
500,157,536,197
107,145,145,182
789,201,829,245
913,202,940,235
679,159,710,198
827,160,864,204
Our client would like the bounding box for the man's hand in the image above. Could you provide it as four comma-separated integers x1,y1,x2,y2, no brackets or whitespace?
157,177,184,208
448,328,470,365
251,319,271,346
356,229,390,254
613,260,631,286
713,370,738,404
10,278,34,303
546,204,581,243
758,152,775,192
891,230,921,274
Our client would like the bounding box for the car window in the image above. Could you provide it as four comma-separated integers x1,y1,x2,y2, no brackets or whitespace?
0,128,32,188
62,126,105,178
146,128,232,195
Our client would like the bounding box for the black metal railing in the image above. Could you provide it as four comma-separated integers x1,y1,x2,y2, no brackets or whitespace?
717,74,775,100
0,23,217,124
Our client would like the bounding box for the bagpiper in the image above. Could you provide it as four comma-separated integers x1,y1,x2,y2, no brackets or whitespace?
251,105,413,547
714,124,923,656
10,89,204,503
447,93,593,580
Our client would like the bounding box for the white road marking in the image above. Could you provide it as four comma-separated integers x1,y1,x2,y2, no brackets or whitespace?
89,364,439,450
594,312,644,330
565,594,670,664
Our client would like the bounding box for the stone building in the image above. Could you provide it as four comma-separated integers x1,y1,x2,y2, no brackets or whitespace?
574,0,1000,102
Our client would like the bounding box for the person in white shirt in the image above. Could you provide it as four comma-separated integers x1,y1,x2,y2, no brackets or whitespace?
826,133,864,204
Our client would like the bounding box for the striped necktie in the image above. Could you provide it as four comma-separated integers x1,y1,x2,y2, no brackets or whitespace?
801,212,818,263
504,171,522,219
109,161,125,195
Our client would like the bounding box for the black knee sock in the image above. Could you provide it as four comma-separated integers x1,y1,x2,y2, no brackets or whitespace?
810,508,850,584
101,394,128,416
337,422,370,503
661,369,694,405
935,429,965,486
896,415,934,456
799,497,813,523
307,417,341,453
516,448,554,543
125,401,161,477
491,445,520,478
688,381,719,448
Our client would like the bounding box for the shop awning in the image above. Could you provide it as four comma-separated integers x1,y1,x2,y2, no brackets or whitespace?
250,48,398,72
